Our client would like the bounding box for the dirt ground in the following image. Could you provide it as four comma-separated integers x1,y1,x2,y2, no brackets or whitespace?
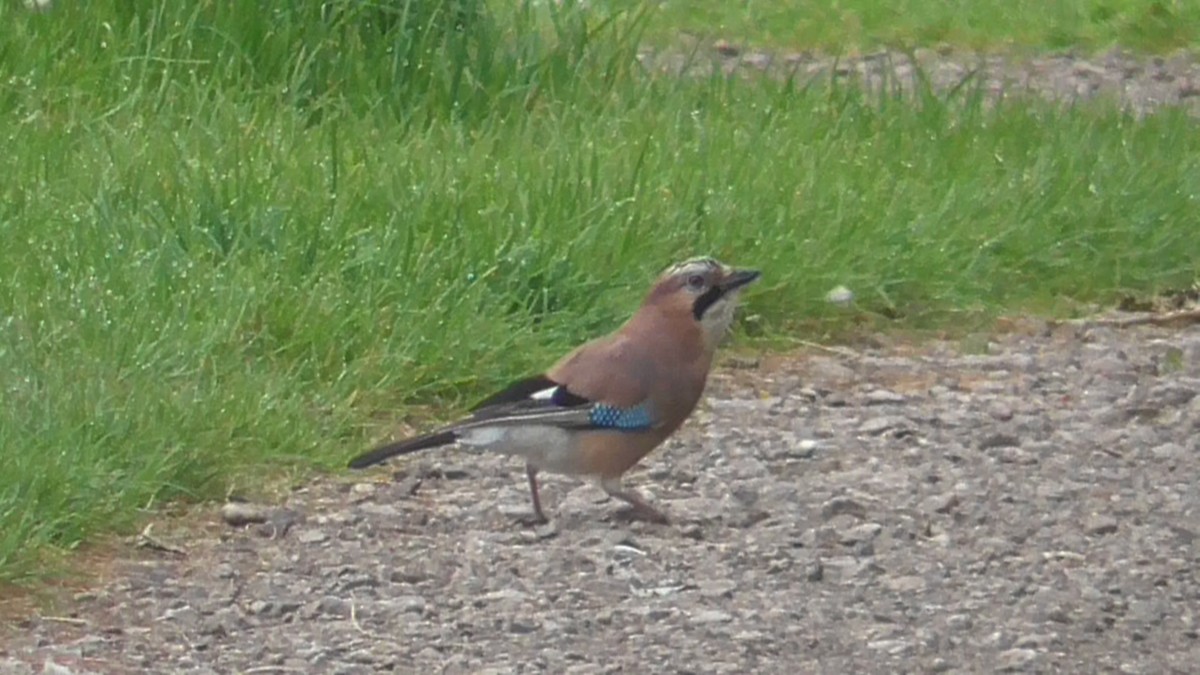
2,48,1199,674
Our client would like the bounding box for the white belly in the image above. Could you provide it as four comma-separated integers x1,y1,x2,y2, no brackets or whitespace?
457,425,582,475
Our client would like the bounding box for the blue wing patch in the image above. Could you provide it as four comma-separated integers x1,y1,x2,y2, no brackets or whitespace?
588,403,654,431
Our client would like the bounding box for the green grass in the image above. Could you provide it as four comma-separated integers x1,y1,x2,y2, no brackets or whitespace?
624,0,1200,52
1,0,1198,585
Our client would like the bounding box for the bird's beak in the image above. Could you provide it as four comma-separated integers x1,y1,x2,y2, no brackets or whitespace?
718,268,762,293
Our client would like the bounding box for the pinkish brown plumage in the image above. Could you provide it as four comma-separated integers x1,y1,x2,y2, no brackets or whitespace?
348,257,761,524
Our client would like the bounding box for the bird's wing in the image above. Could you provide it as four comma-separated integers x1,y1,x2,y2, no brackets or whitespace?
456,336,659,433
548,333,654,409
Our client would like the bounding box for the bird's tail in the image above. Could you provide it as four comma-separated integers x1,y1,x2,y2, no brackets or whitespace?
347,430,457,469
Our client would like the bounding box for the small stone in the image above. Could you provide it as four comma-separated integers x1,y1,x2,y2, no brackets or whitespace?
864,389,906,405
859,416,908,435
508,619,540,634
946,614,973,631
699,580,738,599
631,607,672,621
996,648,1039,671
395,595,426,614
248,600,301,618
988,403,1015,421
821,496,868,520
690,609,734,624
1085,515,1119,536
1014,633,1055,649
825,285,855,306
993,447,1038,465
220,502,271,526
317,596,350,618
1152,442,1184,460
723,355,761,369
789,439,820,459
388,569,427,585
714,40,740,56
866,639,910,654
262,508,305,537
1047,608,1072,624
839,522,883,545
394,475,423,497
807,357,856,383
805,559,824,582
885,575,927,593
921,493,960,514
978,432,1020,450
160,606,199,624
41,659,74,675
1149,383,1196,407
297,529,328,544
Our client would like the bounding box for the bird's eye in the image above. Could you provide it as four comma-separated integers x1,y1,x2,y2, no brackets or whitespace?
686,274,707,291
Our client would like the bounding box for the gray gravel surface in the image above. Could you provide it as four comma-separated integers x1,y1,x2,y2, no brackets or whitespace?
3,319,1199,674
640,46,1200,116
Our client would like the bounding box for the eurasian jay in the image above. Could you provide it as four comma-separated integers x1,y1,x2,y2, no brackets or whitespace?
347,257,761,524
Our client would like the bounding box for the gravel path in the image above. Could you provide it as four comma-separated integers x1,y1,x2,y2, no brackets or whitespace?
639,46,1200,116
3,318,1198,674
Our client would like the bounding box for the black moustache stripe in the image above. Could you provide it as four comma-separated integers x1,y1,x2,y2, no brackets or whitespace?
693,286,725,320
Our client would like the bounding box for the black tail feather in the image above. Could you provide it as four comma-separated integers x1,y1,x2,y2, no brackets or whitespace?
347,430,457,469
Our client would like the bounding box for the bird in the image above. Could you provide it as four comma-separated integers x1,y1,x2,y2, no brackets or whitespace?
347,257,761,525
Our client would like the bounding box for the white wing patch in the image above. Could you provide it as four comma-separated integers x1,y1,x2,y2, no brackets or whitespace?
529,386,558,401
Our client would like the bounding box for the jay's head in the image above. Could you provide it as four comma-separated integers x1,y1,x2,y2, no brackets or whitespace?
645,257,761,344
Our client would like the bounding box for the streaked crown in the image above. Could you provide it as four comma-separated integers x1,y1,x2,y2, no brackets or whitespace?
647,256,761,345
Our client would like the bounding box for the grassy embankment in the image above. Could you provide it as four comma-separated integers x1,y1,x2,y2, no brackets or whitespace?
1,0,1197,585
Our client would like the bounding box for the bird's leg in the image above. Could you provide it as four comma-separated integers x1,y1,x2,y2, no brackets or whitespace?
521,463,550,526
601,478,670,525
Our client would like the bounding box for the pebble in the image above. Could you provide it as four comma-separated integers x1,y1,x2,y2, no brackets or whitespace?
40,660,73,675
839,522,883,545
805,559,824,582
995,648,1039,671
1085,515,1120,536
297,529,329,544
859,416,909,435
789,439,820,459
821,496,869,520
866,639,910,654
1152,442,1185,460
220,502,272,526
978,432,1021,450
864,389,906,405
690,610,734,624
988,402,1015,421
921,493,960,514
885,575,927,593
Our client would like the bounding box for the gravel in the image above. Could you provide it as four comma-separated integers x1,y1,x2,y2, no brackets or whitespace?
2,318,1198,674
639,46,1200,116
